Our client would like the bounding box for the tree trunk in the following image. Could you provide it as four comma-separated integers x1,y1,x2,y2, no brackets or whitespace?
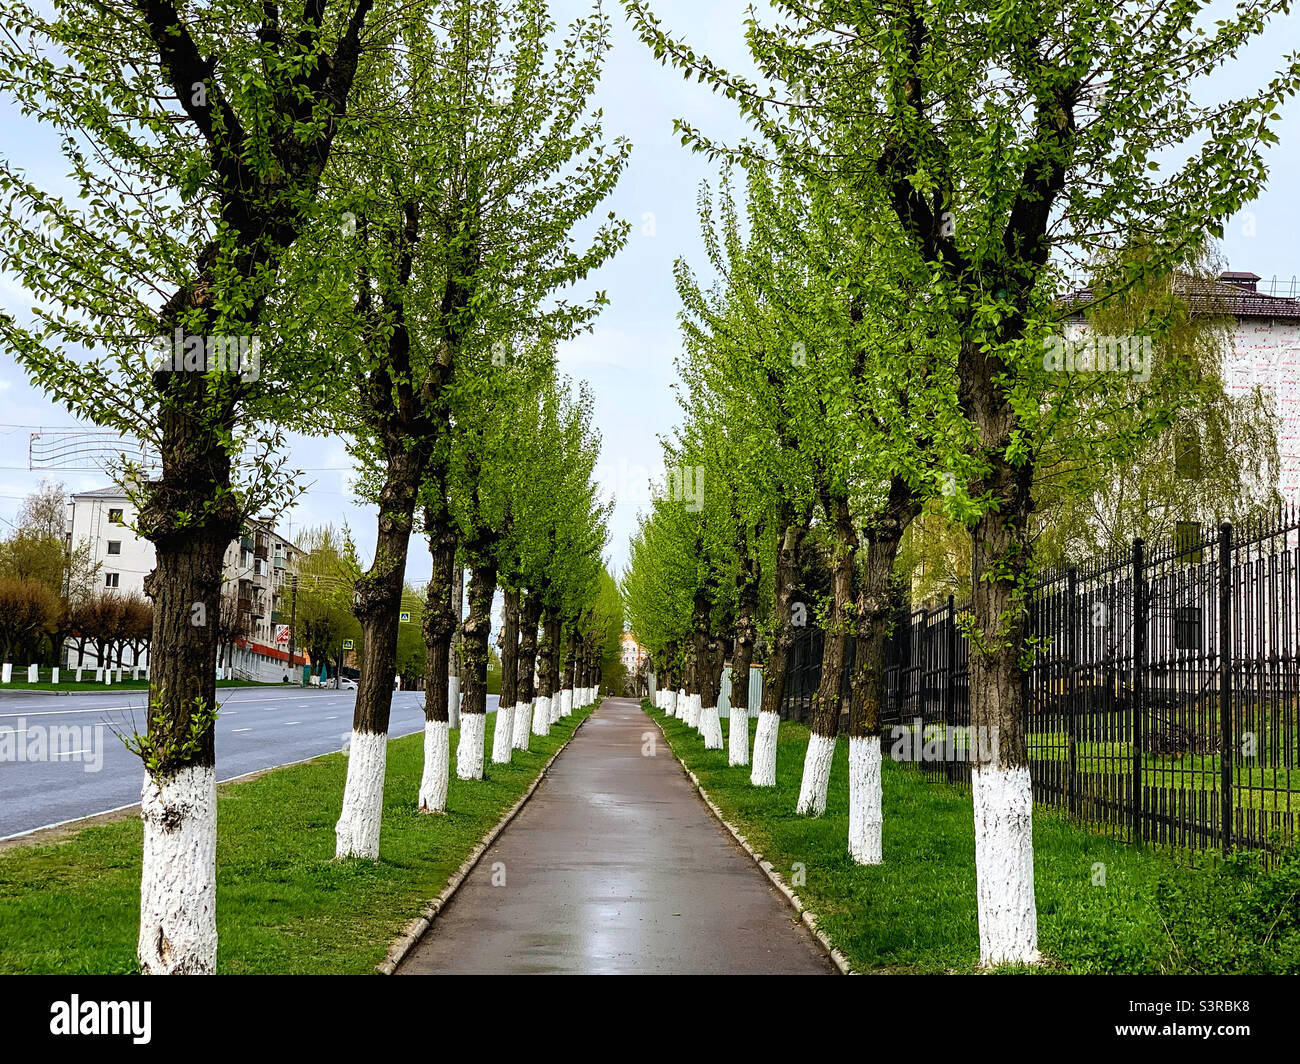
419,499,457,812
448,565,464,729
336,457,423,858
534,607,558,735
797,494,857,817
514,591,540,749
493,587,519,763
697,617,725,749
457,555,496,779
559,622,576,718
136,480,233,975
969,448,1038,965
729,548,760,767
846,483,917,864
752,519,806,787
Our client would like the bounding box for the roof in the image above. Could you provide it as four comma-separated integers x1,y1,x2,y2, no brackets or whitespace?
70,486,129,500
1063,271,1300,321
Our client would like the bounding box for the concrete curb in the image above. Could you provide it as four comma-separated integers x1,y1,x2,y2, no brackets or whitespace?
376,702,599,975
647,707,854,976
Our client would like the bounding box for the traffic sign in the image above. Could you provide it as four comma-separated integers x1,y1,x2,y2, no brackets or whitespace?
399,611,411,623
275,624,290,644
343,638,355,650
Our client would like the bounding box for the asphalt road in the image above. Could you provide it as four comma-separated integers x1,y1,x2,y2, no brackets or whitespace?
397,696,835,974
0,685,496,838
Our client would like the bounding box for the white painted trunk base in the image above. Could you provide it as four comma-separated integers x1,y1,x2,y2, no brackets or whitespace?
699,703,723,749
336,730,387,859
138,764,217,974
847,736,883,864
418,720,450,813
972,764,1040,966
665,691,677,717
796,732,836,816
728,703,750,766
457,712,486,779
750,710,779,787
491,703,515,764
512,699,532,751
532,695,552,736
559,688,573,718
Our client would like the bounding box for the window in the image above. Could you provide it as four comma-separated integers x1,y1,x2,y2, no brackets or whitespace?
1174,520,1203,563
1174,433,1202,480
108,508,124,524
107,541,121,555
104,572,119,589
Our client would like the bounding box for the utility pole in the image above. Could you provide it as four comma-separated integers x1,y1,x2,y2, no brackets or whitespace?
288,573,299,686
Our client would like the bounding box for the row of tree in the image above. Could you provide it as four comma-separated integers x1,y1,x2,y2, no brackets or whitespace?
0,0,626,973
621,0,1295,968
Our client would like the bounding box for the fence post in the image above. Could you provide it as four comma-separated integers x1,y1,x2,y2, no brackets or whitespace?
1067,566,1078,817
945,595,956,782
1132,538,1145,844
1219,522,1234,854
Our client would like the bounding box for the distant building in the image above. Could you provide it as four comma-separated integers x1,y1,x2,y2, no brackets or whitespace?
1066,270,1300,498
65,486,308,681
620,631,646,674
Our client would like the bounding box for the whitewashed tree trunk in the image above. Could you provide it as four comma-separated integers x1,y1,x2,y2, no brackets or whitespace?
847,736,883,864
456,713,486,779
688,692,702,731
336,730,387,859
972,764,1040,966
796,733,836,816
418,721,450,813
665,690,676,716
561,688,573,717
491,704,515,764
532,695,552,736
512,700,532,751
728,705,749,766
750,710,779,786
138,765,217,974
699,703,723,749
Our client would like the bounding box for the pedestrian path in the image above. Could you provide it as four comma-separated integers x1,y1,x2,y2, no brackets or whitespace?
397,696,834,974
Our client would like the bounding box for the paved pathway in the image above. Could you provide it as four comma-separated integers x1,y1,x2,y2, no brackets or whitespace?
397,696,834,974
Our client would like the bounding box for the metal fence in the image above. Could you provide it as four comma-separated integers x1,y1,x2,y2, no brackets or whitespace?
781,512,1300,853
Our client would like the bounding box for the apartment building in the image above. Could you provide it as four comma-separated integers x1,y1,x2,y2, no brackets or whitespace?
66,486,309,681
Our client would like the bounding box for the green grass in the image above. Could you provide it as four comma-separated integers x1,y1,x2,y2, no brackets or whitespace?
648,700,1283,974
0,705,593,974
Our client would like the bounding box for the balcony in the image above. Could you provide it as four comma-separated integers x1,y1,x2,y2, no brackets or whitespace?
240,535,254,551
273,554,286,570
271,611,283,625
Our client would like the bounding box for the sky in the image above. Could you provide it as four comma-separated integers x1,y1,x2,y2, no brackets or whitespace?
1,1,1299,590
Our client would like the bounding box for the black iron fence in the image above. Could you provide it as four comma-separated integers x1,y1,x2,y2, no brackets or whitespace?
781,512,1300,853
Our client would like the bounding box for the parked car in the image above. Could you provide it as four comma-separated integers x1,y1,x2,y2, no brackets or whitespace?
339,677,358,691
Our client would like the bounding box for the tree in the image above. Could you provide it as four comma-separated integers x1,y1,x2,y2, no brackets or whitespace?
627,0,1300,964
0,0,384,973
0,577,58,663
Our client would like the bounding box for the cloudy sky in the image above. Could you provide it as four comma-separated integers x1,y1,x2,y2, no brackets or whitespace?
1,1,1298,589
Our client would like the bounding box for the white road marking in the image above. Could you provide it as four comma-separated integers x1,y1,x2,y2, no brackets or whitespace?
232,728,251,733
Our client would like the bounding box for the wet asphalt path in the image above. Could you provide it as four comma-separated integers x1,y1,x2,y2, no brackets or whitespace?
397,696,835,975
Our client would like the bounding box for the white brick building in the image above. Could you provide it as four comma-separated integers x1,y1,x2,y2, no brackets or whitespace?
66,487,309,681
